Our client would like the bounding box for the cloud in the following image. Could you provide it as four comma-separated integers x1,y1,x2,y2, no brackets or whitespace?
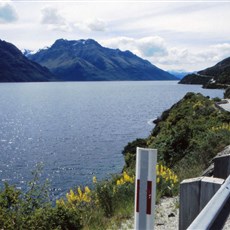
0,2,18,23
155,43,230,71
41,6,71,31
40,7,107,33
102,36,230,71
102,36,168,58
87,18,106,32
136,37,168,57
41,7,65,25
208,43,230,61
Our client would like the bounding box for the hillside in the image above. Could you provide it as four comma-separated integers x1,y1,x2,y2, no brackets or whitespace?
179,73,212,85
179,57,230,88
27,39,177,81
123,93,230,179
0,39,55,82
199,57,230,88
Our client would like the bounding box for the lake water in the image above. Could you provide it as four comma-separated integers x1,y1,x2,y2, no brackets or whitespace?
0,81,224,198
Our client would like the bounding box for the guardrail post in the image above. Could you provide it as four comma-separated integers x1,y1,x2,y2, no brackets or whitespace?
134,147,157,230
179,177,224,230
213,154,230,179
179,177,202,230
200,177,224,211
187,175,230,229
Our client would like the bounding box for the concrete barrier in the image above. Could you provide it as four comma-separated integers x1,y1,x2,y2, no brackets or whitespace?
179,177,224,230
180,154,230,229
188,175,230,230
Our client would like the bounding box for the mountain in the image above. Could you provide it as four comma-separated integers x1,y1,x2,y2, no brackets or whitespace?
179,73,212,85
168,70,193,79
0,39,55,82
27,39,177,81
179,57,230,88
198,57,230,88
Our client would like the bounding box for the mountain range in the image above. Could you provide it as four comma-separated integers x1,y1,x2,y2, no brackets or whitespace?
0,39,55,82
168,70,192,79
179,57,230,88
27,39,177,81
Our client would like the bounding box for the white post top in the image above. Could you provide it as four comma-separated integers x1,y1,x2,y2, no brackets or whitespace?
137,147,157,152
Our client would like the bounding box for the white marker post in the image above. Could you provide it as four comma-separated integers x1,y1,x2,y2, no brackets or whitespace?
134,147,157,230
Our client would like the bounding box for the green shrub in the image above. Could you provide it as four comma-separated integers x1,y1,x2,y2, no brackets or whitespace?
123,93,230,180
0,164,82,230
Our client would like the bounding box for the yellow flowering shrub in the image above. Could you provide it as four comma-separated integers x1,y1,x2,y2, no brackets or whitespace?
93,176,97,184
157,164,178,184
56,186,91,208
56,198,65,207
156,164,179,199
114,166,178,201
114,166,178,199
192,101,204,110
116,171,134,185
211,123,230,132
56,167,178,219
68,186,91,204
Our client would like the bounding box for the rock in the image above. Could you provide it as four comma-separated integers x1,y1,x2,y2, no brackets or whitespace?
168,213,175,218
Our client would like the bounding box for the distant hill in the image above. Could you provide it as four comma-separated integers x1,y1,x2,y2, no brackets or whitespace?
168,70,192,79
179,73,212,85
198,57,230,87
0,39,55,82
27,39,177,81
179,57,230,88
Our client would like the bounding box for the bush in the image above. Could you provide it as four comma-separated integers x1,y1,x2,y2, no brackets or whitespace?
123,93,230,180
0,164,82,230
122,138,147,172
156,164,179,200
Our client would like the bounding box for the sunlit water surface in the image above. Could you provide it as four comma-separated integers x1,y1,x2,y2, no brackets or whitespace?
0,81,224,198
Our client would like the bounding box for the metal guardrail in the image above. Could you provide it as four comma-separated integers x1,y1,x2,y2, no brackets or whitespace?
187,175,230,229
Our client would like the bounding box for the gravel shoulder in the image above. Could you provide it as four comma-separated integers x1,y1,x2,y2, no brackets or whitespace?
119,196,179,230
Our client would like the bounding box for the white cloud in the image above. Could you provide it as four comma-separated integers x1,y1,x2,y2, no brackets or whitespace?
102,36,230,72
87,18,106,32
136,37,167,57
102,36,168,58
41,7,65,25
40,6,71,32
40,7,107,33
155,43,230,71
0,2,18,23
208,43,230,61
102,37,136,52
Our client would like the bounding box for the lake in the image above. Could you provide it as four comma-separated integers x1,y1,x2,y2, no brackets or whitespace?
0,81,224,198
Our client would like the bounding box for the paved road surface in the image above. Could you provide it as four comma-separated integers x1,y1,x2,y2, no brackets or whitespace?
219,99,230,112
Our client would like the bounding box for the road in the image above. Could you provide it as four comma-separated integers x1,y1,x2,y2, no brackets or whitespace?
219,99,230,112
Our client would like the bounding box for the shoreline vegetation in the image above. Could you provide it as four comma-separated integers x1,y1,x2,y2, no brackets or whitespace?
1,90,230,229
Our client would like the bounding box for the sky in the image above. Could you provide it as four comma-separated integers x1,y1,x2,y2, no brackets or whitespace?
0,0,230,72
